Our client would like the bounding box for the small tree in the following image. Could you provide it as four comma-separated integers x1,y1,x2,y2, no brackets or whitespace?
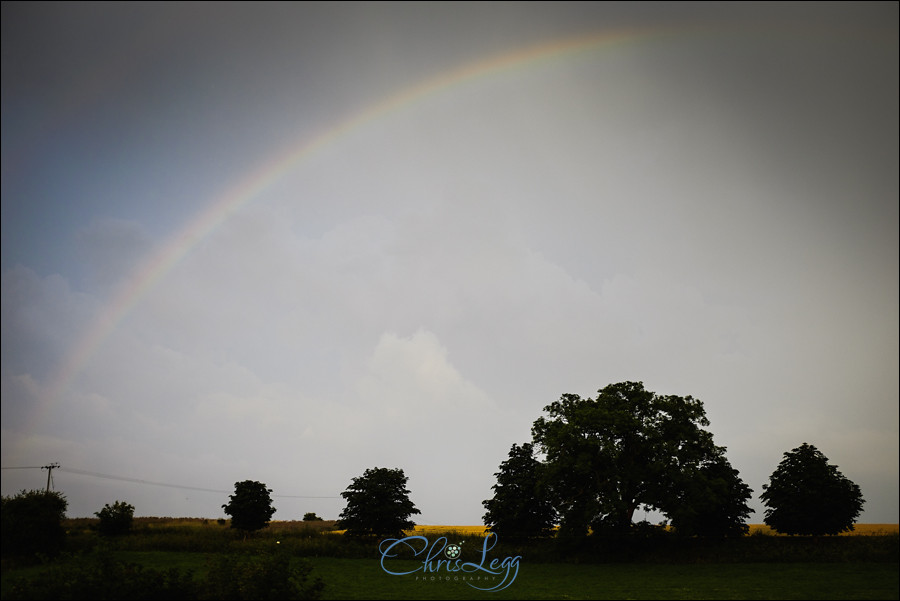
338,467,420,538
303,512,322,521
761,443,864,535
483,442,556,539
1,489,68,556
222,480,276,533
95,500,135,536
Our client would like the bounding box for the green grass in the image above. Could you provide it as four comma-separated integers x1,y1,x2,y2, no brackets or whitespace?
303,558,900,600
3,524,897,600
300,558,900,599
2,551,897,600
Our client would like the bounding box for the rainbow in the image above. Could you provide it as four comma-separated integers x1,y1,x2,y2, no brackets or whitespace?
37,22,827,427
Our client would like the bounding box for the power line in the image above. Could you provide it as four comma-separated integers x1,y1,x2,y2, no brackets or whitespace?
59,467,231,494
58,467,339,498
2,465,339,498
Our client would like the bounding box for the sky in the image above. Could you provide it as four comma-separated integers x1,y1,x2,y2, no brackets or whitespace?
2,2,898,526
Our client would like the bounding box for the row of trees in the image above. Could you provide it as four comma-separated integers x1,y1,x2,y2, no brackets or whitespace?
483,381,865,538
199,382,867,539
3,381,865,552
216,469,418,538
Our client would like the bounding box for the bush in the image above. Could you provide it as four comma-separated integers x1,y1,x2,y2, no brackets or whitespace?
202,551,324,600
4,551,325,600
96,501,135,536
1,489,68,557
302,513,322,521
3,553,198,600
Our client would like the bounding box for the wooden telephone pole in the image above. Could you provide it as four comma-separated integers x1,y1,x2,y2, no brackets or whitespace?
42,462,59,492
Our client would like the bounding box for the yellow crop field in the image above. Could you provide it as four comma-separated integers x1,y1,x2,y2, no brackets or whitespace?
413,524,899,537
747,523,899,536
411,525,489,536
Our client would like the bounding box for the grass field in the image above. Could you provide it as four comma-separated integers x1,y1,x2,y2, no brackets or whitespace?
5,551,895,600
2,521,897,600
306,558,899,600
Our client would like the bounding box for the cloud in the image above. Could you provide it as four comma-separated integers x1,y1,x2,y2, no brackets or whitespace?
74,218,153,290
359,329,497,419
1,267,98,378
335,329,516,524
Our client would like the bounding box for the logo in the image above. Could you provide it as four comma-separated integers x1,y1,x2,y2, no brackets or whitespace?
378,532,521,592
445,542,462,559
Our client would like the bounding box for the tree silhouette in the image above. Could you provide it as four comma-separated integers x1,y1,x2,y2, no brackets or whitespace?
96,500,135,536
532,381,751,536
761,443,864,535
338,467,420,538
483,442,556,539
222,480,276,533
1,489,68,556
665,453,753,537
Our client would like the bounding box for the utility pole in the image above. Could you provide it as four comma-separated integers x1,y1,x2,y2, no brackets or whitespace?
42,462,59,492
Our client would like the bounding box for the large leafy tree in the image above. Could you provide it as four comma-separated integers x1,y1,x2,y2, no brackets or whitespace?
222,480,276,533
483,442,556,539
761,443,864,535
338,467,420,538
532,381,751,536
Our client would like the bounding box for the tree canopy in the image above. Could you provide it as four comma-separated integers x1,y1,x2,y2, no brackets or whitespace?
531,381,751,537
1,489,68,556
482,442,556,539
222,480,276,533
338,467,420,538
760,442,864,535
96,500,135,536
664,453,753,537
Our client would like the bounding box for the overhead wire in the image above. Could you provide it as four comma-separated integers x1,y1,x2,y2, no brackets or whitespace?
1,465,338,498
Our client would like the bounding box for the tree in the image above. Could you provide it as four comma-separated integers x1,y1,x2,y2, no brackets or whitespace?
222,480,276,533
1,489,68,556
483,443,556,539
760,443,864,535
338,467,420,538
531,381,751,536
665,453,753,537
303,512,323,521
96,500,135,536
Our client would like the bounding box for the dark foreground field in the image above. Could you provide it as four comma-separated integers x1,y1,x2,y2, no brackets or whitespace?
310,558,898,600
1,520,897,600
3,552,897,600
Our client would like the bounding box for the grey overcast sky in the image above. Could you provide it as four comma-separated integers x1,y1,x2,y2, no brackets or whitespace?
2,2,897,525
